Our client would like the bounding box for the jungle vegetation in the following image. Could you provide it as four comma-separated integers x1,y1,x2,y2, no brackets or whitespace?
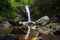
0,0,60,23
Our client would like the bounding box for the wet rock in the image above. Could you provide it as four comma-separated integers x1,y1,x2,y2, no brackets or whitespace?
8,20,23,26
0,21,11,28
36,16,50,25
47,23,60,29
53,29,60,35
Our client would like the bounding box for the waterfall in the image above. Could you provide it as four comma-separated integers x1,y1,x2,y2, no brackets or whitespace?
25,5,31,22
25,5,31,40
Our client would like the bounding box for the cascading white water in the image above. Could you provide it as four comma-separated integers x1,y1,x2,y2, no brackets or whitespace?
25,5,31,22
25,5,31,40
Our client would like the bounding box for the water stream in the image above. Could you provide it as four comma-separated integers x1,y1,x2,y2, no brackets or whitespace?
25,5,31,40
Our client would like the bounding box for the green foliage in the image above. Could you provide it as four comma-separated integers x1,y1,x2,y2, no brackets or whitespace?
31,0,60,20
15,0,36,5
0,0,18,23
0,0,60,22
7,0,16,10
0,11,18,19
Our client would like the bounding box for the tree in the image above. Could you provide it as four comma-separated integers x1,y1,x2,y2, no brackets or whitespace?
0,0,18,23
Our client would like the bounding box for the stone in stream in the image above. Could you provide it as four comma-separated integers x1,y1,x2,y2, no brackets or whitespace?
0,21,11,28
36,16,50,25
